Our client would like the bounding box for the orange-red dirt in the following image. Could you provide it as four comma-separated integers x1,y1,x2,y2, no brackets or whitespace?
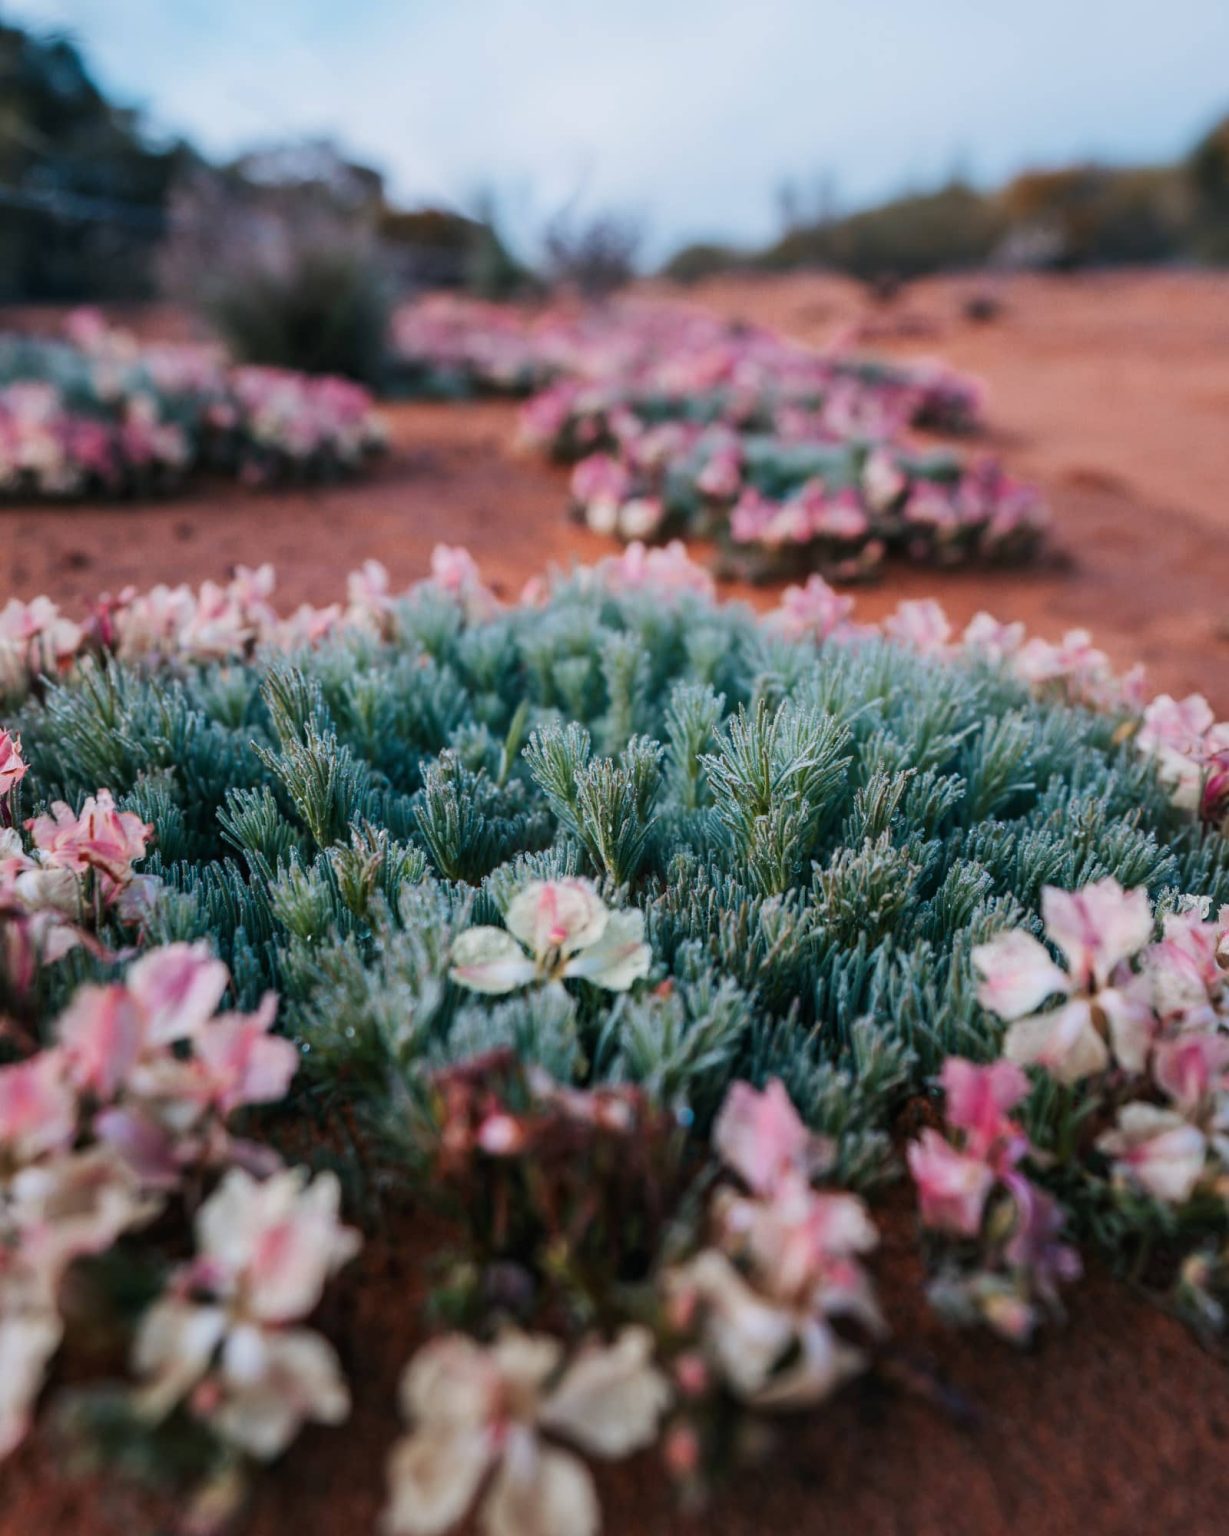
2,273,1229,1533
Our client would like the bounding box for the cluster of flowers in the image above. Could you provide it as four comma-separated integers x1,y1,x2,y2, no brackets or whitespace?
393,293,1015,580
912,877,1229,1337
568,432,1046,579
394,295,981,431
1,737,359,1503
767,575,1153,718
384,1075,884,1536
0,547,498,702
381,876,886,1536
0,941,357,1468
7,542,1224,840
0,311,385,500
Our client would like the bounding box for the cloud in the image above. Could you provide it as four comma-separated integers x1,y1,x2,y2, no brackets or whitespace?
10,0,1229,259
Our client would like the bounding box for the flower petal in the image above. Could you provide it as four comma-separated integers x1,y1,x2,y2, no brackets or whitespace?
540,1327,671,1459
385,1424,493,1536
972,929,1069,1021
1002,999,1108,1084
562,908,650,992
482,1434,599,1536
450,928,537,994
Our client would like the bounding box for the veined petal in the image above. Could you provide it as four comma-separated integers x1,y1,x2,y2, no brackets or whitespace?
450,928,537,994
1003,999,1108,1084
506,880,608,962
539,1327,671,1458
562,908,650,992
1041,879,1152,988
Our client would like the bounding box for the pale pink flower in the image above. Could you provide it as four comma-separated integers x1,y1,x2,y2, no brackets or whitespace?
27,789,152,901
765,574,858,644
1152,1033,1229,1117
133,1168,358,1458
0,1051,77,1163
712,1079,818,1197
978,880,1156,1083
908,1129,996,1236
384,1327,670,1536
1040,879,1153,991
424,545,500,622
192,994,298,1118
861,447,907,512
595,540,715,600
1001,998,1111,1084
1096,1102,1207,1204
617,496,664,541
972,929,1070,1020
882,600,952,656
1012,628,1141,713
696,442,742,501
961,612,1025,665
938,1057,1030,1163
571,452,631,508
56,983,146,1100
666,1237,870,1410
451,879,650,996
1146,907,1228,1027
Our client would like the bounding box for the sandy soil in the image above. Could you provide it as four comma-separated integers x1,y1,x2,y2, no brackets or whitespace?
4,270,1229,708
3,273,1229,1532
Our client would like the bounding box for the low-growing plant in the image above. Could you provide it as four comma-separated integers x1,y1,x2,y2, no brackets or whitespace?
2,546,1228,1532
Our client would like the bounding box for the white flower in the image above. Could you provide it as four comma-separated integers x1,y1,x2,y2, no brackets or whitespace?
450,880,650,996
384,1327,670,1536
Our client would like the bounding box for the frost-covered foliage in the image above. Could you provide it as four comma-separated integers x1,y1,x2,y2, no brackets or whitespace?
8,555,1226,1155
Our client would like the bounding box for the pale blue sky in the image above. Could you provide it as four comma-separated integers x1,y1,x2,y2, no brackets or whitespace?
8,0,1229,259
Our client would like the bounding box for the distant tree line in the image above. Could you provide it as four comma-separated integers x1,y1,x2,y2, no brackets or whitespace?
0,21,523,307
665,115,1229,284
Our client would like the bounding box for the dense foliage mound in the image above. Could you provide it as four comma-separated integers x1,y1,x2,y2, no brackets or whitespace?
3,548,1228,1532
393,295,1045,581
0,312,386,500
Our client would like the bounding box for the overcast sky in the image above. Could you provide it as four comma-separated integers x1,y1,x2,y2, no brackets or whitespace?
8,0,1229,259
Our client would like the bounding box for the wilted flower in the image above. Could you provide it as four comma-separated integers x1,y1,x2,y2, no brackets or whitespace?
55,942,297,1182
384,1327,670,1536
450,879,650,996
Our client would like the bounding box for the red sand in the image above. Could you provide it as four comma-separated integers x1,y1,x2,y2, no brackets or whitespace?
3,273,1229,1531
